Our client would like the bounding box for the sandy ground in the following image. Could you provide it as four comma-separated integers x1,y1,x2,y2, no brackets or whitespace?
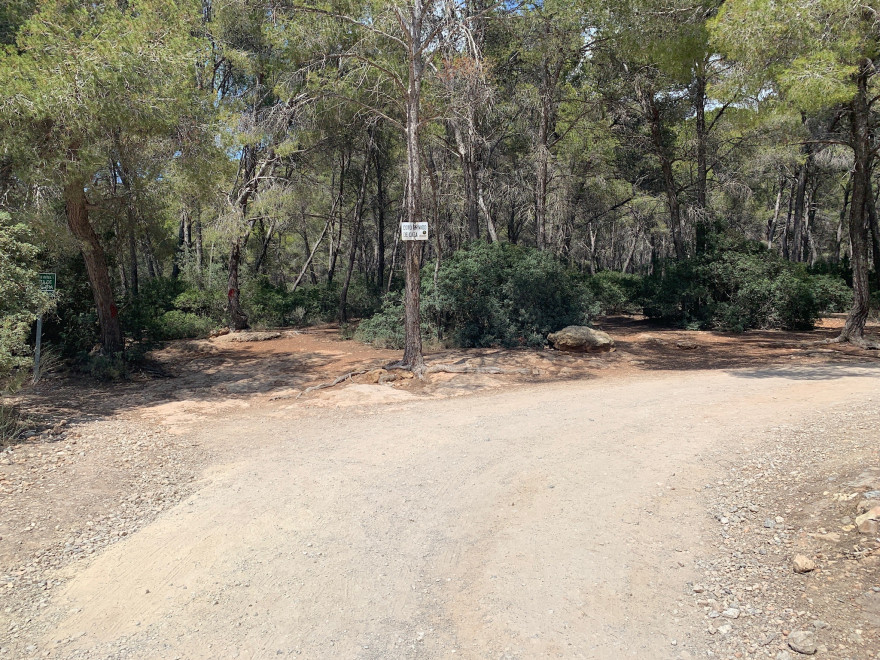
2,317,880,660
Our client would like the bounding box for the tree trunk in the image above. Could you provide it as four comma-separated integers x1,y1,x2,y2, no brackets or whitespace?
805,184,819,267
479,191,498,242
144,243,157,279
781,178,795,258
116,160,140,295
622,231,639,274
535,98,550,250
789,159,809,262
374,147,386,287
643,88,685,259
588,224,597,275
839,60,873,343
300,221,320,286
65,181,124,354
834,182,851,264
401,0,426,371
867,177,880,290
293,217,331,292
252,220,276,275
171,211,186,279
184,213,192,251
226,237,249,330
128,230,139,297
195,215,204,275
143,233,160,278
402,239,423,367
387,228,400,293
767,175,784,249
339,141,372,321
693,69,709,253
463,151,480,242
327,151,347,285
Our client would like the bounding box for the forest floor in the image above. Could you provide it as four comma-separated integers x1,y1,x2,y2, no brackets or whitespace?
1,316,879,659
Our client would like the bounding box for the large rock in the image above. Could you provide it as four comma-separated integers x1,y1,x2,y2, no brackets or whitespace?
547,326,615,353
218,331,281,343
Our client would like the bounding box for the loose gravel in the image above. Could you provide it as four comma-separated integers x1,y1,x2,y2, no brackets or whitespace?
0,419,204,659
695,404,880,660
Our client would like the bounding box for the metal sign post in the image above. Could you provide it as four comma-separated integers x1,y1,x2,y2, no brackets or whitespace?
34,273,56,382
33,316,43,382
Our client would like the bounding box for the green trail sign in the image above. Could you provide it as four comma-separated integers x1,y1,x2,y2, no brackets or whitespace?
39,272,56,294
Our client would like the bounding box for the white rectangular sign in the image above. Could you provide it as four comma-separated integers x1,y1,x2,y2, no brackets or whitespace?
400,222,429,241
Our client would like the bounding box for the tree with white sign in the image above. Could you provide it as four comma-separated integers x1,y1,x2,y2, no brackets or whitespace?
294,0,495,372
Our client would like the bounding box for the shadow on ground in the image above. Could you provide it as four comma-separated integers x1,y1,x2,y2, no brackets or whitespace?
9,316,880,439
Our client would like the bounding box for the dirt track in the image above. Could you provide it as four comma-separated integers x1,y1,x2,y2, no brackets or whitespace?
27,362,880,659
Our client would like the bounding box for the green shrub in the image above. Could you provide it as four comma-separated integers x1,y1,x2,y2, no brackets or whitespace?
155,310,216,339
173,287,226,319
358,244,596,349
353,292,409,349
811,275,853,313
342,276,383,319
242,276,289,327
74,351,129,381
0,212,51,388
121,277,187,341
120,277,220,342
642,238,853,331
39,256,99,357
586,271,643,315
239,275,382,328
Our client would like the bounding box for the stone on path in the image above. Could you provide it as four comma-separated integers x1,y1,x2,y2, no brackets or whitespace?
792,554,816,573
787,630,817,655
547,326,615,353
855,505,880,535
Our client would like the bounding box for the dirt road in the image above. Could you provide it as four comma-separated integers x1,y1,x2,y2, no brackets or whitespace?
28,362,879,660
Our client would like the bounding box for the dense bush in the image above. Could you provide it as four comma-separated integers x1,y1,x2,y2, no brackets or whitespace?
242,276,290,327
173,286,226,320
154,310,216,340
0,213,51,390
358,243,596,349
241,275,382,328
121,277,189,341
642,239,852,331
427,243,596,347
586,271,643,315
353,292,412,349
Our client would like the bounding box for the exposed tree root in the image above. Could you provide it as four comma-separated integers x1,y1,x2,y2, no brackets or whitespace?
423,363,533,375
819,335,880,350
295,362,535,398
295,370,370,398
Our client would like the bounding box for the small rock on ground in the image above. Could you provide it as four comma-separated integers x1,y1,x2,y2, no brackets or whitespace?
787,630,817,655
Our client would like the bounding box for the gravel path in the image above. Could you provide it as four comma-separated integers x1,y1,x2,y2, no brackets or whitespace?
1,363,879,660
